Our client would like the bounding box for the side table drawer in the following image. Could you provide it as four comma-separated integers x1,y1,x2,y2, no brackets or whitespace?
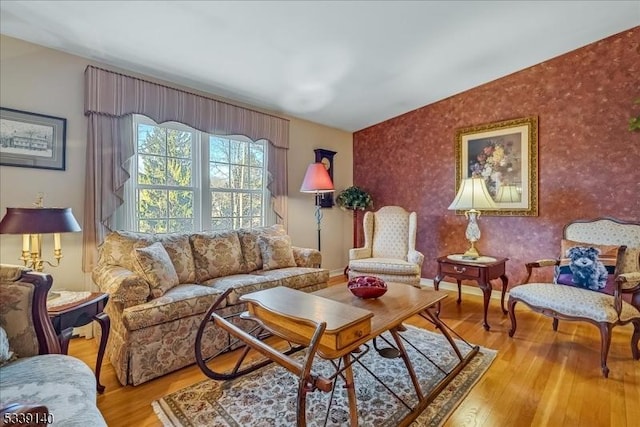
441,263,481,278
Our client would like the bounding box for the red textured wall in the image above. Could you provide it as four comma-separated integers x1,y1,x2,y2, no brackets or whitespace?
353,27,640,286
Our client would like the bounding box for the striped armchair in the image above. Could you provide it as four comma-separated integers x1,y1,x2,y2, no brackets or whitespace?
348,206,424,287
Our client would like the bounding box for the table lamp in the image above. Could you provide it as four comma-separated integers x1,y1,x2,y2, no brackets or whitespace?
0,196,81,271
448,177,497,258
300,162,334,251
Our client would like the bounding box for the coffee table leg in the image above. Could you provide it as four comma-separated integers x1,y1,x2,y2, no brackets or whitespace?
93,312,110,393
342,354,359,427
390,329,423,400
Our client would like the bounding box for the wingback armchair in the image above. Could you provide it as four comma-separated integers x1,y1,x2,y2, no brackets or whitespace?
507,218,640,377
348,206,424,287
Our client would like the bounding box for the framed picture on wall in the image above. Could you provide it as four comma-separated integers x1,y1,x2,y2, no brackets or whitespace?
454,116,538,216
0,107,67,171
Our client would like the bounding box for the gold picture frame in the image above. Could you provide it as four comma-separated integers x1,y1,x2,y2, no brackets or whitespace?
454,116,538,216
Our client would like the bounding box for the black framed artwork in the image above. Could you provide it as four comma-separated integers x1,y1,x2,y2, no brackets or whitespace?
314,148,336,208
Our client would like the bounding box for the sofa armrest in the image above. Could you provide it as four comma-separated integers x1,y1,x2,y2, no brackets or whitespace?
92,264,150,308
349,247,371,260
524,258,559,283
291,246,322,268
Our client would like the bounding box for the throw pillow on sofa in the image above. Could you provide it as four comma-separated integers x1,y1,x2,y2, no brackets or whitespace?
132,242,180,298
191,231,245,282
258,235,297,271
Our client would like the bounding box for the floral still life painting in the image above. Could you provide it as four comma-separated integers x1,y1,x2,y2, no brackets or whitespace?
454,116,538,216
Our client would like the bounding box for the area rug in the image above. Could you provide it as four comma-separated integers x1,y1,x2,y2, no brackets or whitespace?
153,325,496,426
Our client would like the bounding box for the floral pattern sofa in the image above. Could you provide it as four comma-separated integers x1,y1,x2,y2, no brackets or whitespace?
92,224,329,386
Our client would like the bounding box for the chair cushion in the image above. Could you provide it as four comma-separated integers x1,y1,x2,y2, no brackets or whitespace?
258,235,296,270
349,258,420,275
132,242,180,298
509,283,640,323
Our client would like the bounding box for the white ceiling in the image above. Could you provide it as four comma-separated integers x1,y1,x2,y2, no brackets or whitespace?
1,1,638,132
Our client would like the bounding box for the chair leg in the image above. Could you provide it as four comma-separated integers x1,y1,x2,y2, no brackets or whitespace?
552,318,559,331
598,323,613,378
507,297,518,337
632,320,640,360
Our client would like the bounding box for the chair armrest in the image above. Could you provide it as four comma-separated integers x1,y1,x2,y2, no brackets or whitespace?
617,272,640,291
349,247,371,260
408,250,424,268
92,264,149,308
1,403,50,426
524,259,559,283
291,246,321,268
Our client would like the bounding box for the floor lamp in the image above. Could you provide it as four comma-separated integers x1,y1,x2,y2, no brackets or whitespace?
300,162,334,251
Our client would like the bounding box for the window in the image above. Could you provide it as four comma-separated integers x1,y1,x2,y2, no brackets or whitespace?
123,115,269,233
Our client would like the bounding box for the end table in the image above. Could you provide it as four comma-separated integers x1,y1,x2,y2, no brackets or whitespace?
434,255,509,331
47,291,110,393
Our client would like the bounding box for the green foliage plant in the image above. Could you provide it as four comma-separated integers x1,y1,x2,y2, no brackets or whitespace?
336,186,373,211
630,98,640,132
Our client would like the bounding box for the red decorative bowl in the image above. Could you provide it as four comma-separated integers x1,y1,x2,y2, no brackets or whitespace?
347,276,387,299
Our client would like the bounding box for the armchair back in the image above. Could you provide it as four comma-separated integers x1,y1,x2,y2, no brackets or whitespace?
366,206,417,260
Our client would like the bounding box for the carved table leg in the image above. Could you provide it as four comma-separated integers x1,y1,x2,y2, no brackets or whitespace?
499,274,509,314
479,280,492,331
456,280,462,304
93,312,110,393
58,327,73,355
433,274,443,316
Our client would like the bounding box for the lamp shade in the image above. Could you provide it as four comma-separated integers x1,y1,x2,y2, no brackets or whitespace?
0,207,81,234
300,163,335,193
495,185,521,203
448,178,497,210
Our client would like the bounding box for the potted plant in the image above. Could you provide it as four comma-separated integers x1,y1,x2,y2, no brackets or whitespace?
336,186,373,248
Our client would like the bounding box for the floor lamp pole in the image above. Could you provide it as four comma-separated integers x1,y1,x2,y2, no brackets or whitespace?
314,193,322,251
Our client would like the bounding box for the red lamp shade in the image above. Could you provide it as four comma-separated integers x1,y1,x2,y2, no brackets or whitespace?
300,163,334,193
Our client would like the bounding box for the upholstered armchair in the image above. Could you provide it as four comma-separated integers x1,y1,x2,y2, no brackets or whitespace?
348,206,424,287
507,218,640,377
0,264,106,425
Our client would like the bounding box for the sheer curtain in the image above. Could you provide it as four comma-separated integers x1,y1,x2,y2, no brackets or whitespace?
83,66,289,272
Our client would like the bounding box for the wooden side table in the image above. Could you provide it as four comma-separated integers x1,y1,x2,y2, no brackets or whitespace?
434,255,509,331
47,292,110,393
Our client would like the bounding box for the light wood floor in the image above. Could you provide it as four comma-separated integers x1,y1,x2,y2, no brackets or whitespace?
70,277,639,427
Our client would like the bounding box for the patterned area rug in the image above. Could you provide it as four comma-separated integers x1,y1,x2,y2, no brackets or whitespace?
153,326,496,426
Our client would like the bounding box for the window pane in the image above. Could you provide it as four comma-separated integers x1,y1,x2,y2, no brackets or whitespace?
139,219,167,233
240,216,254,228
211,217,232,231
169,219,193,233
211,192,232,217
167,129,192,158
240,193,252,216
210,162,230,188
138,189,167,218
251,193,262,216
230,165,250,189
138,155,166,185
229,139,247,165
209,137,228,162
167,158,192,186
138,125,166,155
249,142,263,167
168,190,193,218
249,217,262,227
249,167,262,190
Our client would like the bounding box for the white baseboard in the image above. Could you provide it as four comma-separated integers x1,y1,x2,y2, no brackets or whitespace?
419,277,506,300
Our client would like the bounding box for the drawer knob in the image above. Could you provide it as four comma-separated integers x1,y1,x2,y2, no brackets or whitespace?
454,266,466,273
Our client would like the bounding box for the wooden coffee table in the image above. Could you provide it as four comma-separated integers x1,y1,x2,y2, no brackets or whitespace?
195,283,478,426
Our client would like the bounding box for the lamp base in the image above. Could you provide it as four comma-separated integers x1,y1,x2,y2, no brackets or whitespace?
463,242,480,259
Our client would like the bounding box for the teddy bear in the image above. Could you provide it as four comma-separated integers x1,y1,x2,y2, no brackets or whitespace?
566,246,608,290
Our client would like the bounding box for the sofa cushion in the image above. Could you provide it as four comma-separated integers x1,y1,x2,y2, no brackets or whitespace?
258,235,297,270
154,233,196,284
100,230,155,271
202,274,280,306
0,279,39,358
122,284,226,331
191,231,245,282
0,326,15,366
251,267,330,292
0,354,107,426
237,225,287,272
132,242,180,298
